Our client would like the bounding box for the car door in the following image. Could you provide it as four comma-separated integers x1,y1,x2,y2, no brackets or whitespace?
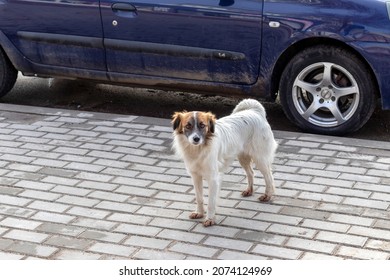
0,0,105,70
100,0,263,84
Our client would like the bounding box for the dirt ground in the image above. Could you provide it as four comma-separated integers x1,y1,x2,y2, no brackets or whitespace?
2,75,390,142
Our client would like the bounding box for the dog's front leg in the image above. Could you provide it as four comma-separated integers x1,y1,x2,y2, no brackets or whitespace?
204,176,220,227
189,173,205,219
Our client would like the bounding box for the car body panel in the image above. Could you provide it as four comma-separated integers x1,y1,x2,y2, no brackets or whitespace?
0,0,105,70
259,0,390,110
100,0,263,84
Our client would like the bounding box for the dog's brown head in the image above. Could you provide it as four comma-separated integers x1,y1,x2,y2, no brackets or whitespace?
172,111,216,145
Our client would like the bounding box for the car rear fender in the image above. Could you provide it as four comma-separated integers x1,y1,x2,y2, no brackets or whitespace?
0,30,33,73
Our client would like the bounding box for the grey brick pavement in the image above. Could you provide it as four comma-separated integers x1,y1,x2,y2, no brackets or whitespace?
0,103,389,260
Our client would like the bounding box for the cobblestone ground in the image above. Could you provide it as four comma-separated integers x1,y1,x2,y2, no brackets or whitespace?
0,104,389,260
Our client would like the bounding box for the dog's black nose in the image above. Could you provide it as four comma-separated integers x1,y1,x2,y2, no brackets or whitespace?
193,136,200,143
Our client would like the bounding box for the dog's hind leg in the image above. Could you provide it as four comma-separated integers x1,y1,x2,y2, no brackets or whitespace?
255,160,275,202
189,173,205,219
238,154,254,197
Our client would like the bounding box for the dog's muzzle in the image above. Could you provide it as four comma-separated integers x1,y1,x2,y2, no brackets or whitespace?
189,133,203,145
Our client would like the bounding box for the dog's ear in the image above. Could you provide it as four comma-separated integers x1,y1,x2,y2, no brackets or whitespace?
172,112,183,132
207,112,216,133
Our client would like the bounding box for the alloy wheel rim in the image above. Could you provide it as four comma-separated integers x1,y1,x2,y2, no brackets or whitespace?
292,62,360,128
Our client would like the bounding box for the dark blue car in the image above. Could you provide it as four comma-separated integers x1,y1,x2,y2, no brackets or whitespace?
0,0,389,135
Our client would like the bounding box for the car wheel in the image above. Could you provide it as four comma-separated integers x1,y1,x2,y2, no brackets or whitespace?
279,45,377,135
0,48,17,98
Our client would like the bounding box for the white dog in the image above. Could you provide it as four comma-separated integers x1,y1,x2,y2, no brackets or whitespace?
172,99,278,226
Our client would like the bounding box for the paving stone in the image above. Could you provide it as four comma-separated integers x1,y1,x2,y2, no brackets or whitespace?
254,212,303,226
349,226,390,241
339,173,381,184
0,194,31,207
79,230,126,243
51,185,91,196
136,206,182,219
236,230,287,246
170,242,219,258
222,217,270,231
115,185,157,197
5,172,40,182
316,231,367,247
218,250,268,260
327,213,374,227
32,212,75,226
343,197,389,210
107,213,152,225
88,242,136,257
0,104,389,260
77,181,118,191
95,201,140,213
300,219,350,233
124,236,172,250
57,195,100,207
337,246,389,260
149,217,195,231
0,217,42,230
4,229,48,243
0,205,36,218
203,236,253,252
298,192,342,204
0,238,13,250
88,190,129,203
41,176,80,186
157,229,205,243
316,203,364,215
71,217,116,231
0,154,35,164
286,237,337,254
373,219,390,230
326,187,371,199
20,190,62,201
300,252,343,260
252,244,302,259
280,205,327,219
67,207,110,220
36,223,83,237
0,252,25,260
7,241,58,258
7,163,42,173
45,235,93,250
267,224,317,239
64,162,105,172
32,158,68,168
134,248,185,260
365,240,390,252
14,180,54,191
298,168,340,179
192,224,240,238
115,224,162,237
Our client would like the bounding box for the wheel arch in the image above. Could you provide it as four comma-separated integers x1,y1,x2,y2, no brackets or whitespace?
270,37,380,101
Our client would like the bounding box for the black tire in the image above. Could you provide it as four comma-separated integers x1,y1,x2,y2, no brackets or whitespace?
0,47,17,98
279,45,377,135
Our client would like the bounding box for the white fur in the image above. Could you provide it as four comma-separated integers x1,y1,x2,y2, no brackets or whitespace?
173,99,278,226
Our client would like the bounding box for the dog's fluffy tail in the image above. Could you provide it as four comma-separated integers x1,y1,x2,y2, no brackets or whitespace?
232,99,266,118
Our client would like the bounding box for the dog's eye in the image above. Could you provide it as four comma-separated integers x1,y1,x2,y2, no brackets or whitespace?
199,123,205,129
185,124,192,129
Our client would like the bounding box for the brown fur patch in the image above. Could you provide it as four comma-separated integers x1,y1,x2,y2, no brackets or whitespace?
172,111,216,137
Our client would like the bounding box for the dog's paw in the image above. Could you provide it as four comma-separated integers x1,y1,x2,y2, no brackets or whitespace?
203,219,215,227
259,194,272,202
189,212,204,219
241,189,253,197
